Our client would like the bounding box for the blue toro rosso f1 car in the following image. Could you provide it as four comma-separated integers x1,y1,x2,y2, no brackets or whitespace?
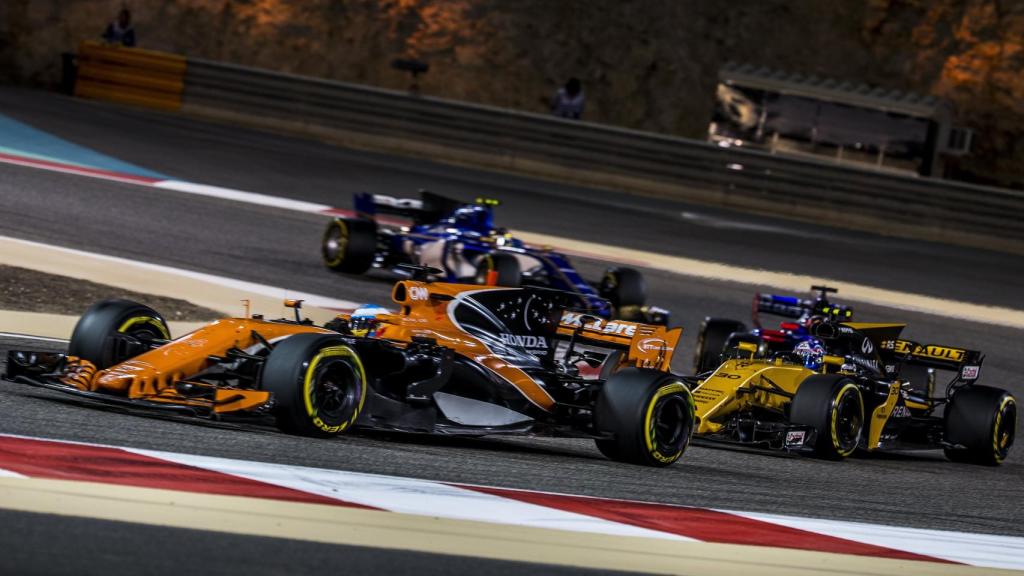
321,191,669,324
693,286,853,374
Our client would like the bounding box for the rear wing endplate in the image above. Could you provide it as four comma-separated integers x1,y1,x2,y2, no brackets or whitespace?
557,312,681,371
353,191,464,225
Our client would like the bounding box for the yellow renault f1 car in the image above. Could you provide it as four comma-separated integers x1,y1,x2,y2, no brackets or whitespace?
4,267,693,467
688,322,1016,465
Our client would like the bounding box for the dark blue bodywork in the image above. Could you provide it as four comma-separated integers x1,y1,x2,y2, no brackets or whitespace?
354,192,613,318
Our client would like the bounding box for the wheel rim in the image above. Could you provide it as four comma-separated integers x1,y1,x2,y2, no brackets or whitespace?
310,358,361,424
995,399,1016,460
832,386,863,454
323,223,347,264
649,393,691,456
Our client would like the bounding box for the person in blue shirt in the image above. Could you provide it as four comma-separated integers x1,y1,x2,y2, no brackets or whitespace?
102,9,136,47
551,78,585,120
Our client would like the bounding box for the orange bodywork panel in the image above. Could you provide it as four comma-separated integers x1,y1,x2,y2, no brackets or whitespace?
557,312,681,372
70,318,332,412
366,281,681,412
63,282,679,416
373,281,557,411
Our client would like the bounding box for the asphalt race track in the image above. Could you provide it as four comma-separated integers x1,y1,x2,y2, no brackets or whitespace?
0,88,1022,572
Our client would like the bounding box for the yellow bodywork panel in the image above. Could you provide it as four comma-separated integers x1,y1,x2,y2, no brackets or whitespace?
868,381,901,449
692,357,904,452
692,359,814,435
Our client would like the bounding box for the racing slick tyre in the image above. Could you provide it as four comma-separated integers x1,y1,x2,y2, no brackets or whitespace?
322,218,377,274
262,333,368,438
599,267,646,309
474,252,521,287
68,299,170,369
594,368,694,467
693,318,747,373
944,386,1016,466
790,375,865,460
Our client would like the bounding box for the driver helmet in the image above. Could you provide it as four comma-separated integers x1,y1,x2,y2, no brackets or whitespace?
794,338,826,371
448,205,494,232
349,304,389,337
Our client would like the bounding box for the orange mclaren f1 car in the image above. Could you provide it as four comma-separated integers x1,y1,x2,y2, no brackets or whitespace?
4,268,694,466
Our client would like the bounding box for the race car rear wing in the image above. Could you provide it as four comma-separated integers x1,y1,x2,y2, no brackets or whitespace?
557,312,681,371
882,339,984,381
753,288,853,327
354,191,495,225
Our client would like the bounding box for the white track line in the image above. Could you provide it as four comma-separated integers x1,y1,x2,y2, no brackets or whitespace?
4,151,1023,328
8,432,1024,570
130,448,693,542
731,510,1024,571
0,468,27,479
0,332,69,343
130,445,1024,570
145,181,1024,330
0,235,361,312
515,231,1024,330
153,181,334,213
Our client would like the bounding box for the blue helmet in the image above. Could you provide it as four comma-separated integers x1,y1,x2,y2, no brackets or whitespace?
794,338,826,371
447,205,494,233
350,304,389,337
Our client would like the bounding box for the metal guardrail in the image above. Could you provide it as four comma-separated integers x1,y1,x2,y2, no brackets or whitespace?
76,50,1024,250
180,59,1024,248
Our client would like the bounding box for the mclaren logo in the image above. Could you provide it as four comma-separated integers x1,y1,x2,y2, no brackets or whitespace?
637,338,667,353
561,312,637,337
500,334,548,349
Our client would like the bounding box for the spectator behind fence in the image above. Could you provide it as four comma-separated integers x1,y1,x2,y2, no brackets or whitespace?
551,78,584,120
102,9,136,47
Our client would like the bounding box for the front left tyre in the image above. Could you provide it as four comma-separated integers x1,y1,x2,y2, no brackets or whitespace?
262,333,367,437
322,217,378,274
593,368,694,467
68,299,170,369
790,374,865,460
944,385,1016,466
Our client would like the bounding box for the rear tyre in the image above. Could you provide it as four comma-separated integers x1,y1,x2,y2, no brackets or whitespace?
68,299,170,369
594,368,694,467
790,375,864,460
474,252,522,287
944,385,1016,465
322,218,378,274
262,333,367,437
599,267,646,308
694,318,747,373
